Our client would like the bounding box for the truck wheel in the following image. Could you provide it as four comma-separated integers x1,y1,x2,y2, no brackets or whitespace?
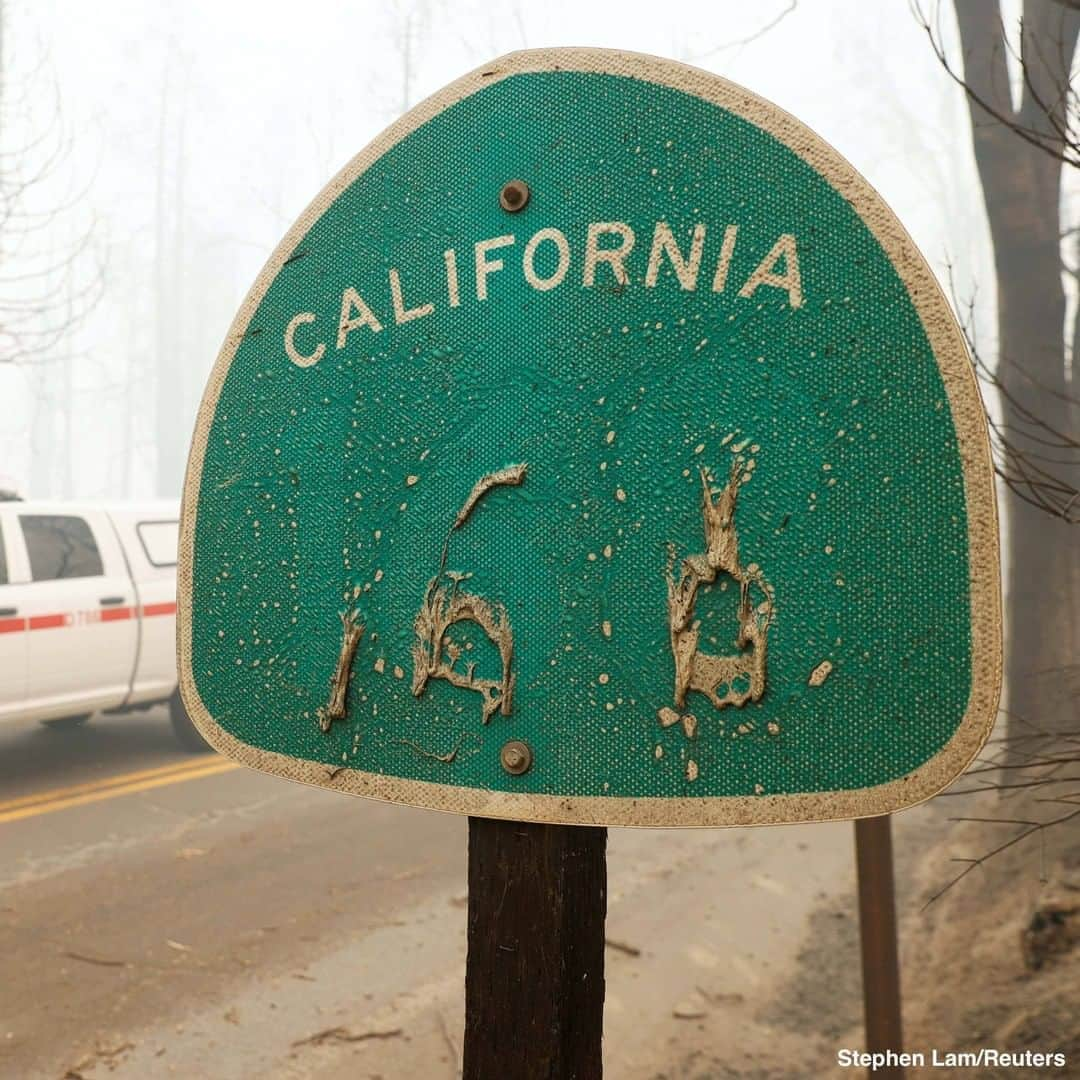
41,714,90,731
170,692,211,753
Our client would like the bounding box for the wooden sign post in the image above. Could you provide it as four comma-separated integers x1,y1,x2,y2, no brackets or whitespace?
178,48,1001,1078
464,819,606,1079
856,815,905,1079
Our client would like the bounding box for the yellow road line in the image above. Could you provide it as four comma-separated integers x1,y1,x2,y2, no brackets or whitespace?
0,760,240,825
0,756,231,815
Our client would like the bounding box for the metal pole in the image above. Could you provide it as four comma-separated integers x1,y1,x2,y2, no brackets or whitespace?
463,817,607,1079
855,814,904,1079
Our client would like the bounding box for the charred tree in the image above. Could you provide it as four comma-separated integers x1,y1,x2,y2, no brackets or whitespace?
925,0,1080,743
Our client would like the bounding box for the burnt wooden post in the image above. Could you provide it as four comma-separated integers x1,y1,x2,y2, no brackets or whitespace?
855,815,904,1079
463,817,607,1079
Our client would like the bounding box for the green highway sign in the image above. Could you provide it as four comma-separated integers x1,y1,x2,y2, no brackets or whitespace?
179,48,1001,827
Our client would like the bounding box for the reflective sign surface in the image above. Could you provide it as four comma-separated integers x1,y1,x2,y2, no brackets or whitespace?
179,49,1000,826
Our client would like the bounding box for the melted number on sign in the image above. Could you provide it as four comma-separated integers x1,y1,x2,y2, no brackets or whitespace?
410,465,527,723
663,457,774,729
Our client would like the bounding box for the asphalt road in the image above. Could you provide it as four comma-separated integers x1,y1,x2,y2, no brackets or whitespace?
0,708,856,1080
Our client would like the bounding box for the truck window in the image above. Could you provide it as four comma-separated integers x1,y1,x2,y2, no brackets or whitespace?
20,515,104,581
0,521,7,585
136,520,179,567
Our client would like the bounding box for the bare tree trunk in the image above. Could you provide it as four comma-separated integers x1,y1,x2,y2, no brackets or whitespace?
393,2,429,114
954,0,1080,739
0,7,103,376
154,63,183,497
61,347,72,497
61,270,74,498
29,369,54,497
171,99,187,486
29,231,58,497
124,264,138,497
401,12,412,113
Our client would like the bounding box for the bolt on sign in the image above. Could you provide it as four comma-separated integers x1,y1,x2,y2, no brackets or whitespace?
178,49,1001,827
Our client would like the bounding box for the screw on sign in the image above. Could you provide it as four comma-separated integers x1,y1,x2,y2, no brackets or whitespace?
178,49,1000,1080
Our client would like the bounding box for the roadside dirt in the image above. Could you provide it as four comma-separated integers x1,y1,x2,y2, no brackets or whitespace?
644,797,1079,1080
81,820,853,1080
21,743,1076,1080
900,804,1079,1080
213,801,1080,1079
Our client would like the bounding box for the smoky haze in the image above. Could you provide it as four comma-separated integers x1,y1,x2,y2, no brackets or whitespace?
0,0,990,499
8,5,1080,1078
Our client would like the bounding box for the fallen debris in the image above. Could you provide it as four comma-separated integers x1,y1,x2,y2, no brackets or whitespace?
291,1025,403,1048
604,937,642,957
672,990,711,1019
696,985,745,1007
62,950,126,968
64,1040,136,1078
1021,895,1078,971
672,1005,707,1020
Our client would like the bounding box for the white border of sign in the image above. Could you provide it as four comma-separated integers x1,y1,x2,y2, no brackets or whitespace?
178,48,1002,827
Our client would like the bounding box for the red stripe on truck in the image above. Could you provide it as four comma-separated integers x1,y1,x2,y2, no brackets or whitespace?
100,606,135,623
99,609,134,626
29,614,68,631
0,601,175,635
141,601,177,617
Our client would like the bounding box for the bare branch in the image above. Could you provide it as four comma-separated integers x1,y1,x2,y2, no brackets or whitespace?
941,263,1080,522
1017,0,1080,150
682,2,798,64
923,807,1080,906
0,12,103,366
914,1,1080,167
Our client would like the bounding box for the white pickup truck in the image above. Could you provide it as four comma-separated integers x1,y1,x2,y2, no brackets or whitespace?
0,498,207,750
